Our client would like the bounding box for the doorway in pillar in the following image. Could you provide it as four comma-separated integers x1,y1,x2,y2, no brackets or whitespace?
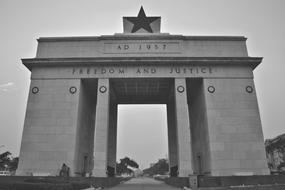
116,104,168,175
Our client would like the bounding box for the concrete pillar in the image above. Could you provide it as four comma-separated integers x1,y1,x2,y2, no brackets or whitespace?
107,103,118,177
16,79,81,176
174,78,193,177
203,78,269,176
167,101,178,176
93,79,110,177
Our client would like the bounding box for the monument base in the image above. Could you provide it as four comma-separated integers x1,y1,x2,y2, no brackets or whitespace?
161,175,285,189
0,176,130,189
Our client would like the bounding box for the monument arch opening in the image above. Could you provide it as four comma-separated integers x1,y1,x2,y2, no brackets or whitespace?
107,78,177,177
101,78,210,177
116,104,168,171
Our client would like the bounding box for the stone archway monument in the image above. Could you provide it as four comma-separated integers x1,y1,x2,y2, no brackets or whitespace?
17,7,269,177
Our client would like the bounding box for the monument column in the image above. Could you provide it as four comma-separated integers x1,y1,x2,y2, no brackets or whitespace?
174,78,193,177
167,99,178,176
93,79,110,177
107,103,118,177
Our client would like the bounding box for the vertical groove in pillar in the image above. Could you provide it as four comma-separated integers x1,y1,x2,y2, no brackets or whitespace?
93,79,110,177
174,78,193,177
167,100,178,177
107,103,118,177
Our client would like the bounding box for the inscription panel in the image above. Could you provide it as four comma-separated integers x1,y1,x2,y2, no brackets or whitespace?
31,65,253,79
103,41,181,54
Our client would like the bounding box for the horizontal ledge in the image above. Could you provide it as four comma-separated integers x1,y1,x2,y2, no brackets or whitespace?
37,35,247,42
22,57,262,70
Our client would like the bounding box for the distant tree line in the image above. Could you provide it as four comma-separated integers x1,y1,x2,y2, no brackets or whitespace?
0,151,18,171
116,157,139,175
265,134,285,173
143,158,169,176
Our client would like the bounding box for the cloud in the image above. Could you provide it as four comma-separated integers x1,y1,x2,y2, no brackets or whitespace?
0,82,15,92
0,82,14,88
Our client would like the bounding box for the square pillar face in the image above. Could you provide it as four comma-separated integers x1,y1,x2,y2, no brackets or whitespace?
93,79,110,177
174,78,193,177
17,79,81,176
107,103,118,177
73,80,97,176
187,79,211,175
203,78,270,176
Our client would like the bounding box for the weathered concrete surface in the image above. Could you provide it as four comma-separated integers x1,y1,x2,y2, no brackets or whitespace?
18,32,268,177
108,177,181,190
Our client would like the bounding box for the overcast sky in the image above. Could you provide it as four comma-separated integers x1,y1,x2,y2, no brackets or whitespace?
0,0,285,169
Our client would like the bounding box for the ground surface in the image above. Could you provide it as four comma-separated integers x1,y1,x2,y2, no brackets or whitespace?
108,177,181,190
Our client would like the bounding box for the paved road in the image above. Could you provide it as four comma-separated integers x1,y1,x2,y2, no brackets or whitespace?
108,177,182,190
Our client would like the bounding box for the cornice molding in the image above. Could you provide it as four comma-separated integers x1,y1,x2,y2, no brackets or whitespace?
22,57,262,70
37,35,247,42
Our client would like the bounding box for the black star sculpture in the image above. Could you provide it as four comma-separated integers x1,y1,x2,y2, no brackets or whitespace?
124,6,160,33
